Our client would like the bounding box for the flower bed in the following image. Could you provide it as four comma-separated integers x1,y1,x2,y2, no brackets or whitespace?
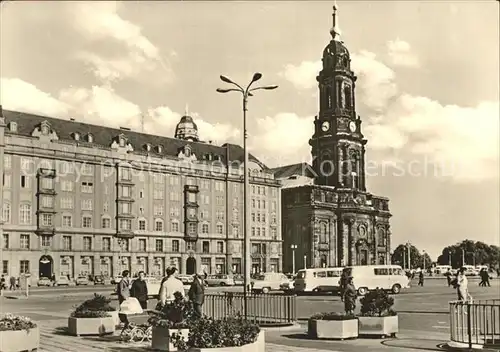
0,314,39,352
68,294,117,336
308,312,358,340
358,288,398,338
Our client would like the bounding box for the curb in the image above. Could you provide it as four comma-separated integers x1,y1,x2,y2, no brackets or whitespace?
442,342,500,351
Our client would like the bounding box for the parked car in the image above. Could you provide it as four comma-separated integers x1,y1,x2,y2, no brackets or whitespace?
233,274,244,285
111,276,122,285
93,275,106,285
55,276,70,286
251,272,290,294
37,277,52,287
205,274,235,286
177,274,194,285
76,276,90,285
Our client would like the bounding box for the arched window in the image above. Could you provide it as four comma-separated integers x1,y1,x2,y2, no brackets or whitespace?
319,222,328,243
2,202,11,223
349,151,359,189
344,85,352,109
19,204,31,225
377,228,386,246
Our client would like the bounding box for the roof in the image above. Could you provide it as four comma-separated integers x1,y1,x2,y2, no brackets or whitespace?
1,108,267,169
269,162,315,179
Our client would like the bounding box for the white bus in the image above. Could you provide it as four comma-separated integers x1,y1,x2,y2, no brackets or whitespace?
434,265,452,275
346,265,410,295
293,267,344,294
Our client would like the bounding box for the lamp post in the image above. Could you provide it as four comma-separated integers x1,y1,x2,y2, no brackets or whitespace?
118,238,126,275
304,255,307,269
217,73,278,317
406,242,411,270
461,248,465,267
422,250,426,272
291,244,297,274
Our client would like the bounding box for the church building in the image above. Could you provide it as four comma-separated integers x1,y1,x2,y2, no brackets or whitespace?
272,4,392,271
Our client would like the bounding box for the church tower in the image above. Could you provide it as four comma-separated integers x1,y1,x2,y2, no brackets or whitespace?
309,3,367,191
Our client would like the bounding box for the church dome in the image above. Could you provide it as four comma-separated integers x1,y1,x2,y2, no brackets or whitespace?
175,114,199,142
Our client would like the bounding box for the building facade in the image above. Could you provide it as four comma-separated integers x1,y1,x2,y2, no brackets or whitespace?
274,6,392,272
0,107,282,279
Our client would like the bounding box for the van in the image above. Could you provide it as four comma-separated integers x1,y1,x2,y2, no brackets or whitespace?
251,272,290,294
346,265,410,295
434,265,452,275
461,265,478,276
293,267,344,294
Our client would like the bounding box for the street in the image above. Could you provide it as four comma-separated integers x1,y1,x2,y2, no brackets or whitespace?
2,277,498,337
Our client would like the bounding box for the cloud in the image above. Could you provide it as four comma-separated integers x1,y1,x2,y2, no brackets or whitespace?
280,61,321,90
0,78,69,116
69,2,173,83
386,39,420,68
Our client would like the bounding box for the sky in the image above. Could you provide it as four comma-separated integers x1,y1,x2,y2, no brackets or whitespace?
1,1,499,259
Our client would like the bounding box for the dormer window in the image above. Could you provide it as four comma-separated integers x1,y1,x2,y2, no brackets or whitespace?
205,153,212,161
86,134,93,143
184,145,191,157
8,122,17,132
145,143,152,152
156,145,163,153
119,138,125,147
73,132,80,141
41,121,50,135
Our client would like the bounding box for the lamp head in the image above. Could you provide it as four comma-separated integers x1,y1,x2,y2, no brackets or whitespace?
252,72,262,82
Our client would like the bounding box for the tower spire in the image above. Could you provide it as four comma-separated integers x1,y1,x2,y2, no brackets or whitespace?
185,103,189,116
330,1,342,42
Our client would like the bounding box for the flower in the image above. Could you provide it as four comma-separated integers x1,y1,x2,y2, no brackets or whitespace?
0,313,37,331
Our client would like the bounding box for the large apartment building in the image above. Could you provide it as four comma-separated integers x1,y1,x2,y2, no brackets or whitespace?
0,107,282,279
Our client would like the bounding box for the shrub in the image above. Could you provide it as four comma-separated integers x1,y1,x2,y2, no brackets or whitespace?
148,291,194,329
71,293,116,318
172,315,260,350
0,314,37,332
359,288,396,317
309,312,357,321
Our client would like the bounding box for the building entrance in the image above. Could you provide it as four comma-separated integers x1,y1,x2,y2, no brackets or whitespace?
186,257,196,275
39,255,53,278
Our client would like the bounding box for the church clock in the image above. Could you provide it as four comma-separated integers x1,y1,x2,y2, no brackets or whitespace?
321,121,330,132
349,121,356,133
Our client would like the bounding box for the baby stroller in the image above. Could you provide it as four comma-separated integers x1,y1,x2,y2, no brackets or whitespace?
118,297,153,343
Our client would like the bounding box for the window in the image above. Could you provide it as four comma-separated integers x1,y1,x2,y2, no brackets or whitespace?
171,221,179,232
186,177,195,186
262,228,266,237
327,270,341,278
154,205,164,216
60,197,74,209
138,220,146,231
3,173,11,188
103,201,109,213
61,181,73,192
103,166,113,178
377,229,386,246
63,236,72,250
216,224,223,234
41,214,53,226
202,241,210,253
81,182,94,193
319,222,328,243
41,235,51,247
138,239,147,251
271,228,277,239
20,260,30,274
251,213,255,222
2,260,8,275
81,163,94,175
172,240,180,252
316,271,327,278
154,189,164,200
120,219,132,230
58,161,74,175
202,223,209,234
3,155,11,169
119,203,132,214
170,207,180,217
81,199,93,211
87,134,93,143
41,177,54,190
215,181,224,192
216,211,224,221
217,241,224,253
2,203,10,223
155,219,164,232
216,196,224,206
374,268,389,276
153,173,164,184
83,236,92,250
271,201,276,212
102,237,111,251
251,199,255,208
3,234,9,249
121,167,132,181
186,242,195,251
232,197,238,207
169,175,180,186
19,204,31,224
170,192,180,201
61,214,71,228
155,239,163,252
120,185,132,198
232,226,239,237
257,213,261,222
82,216,92,228
188,193,196,203
102,217,111,229
271,214,277,224
188,208,196,218
20,234,30,249
139,190,144,199
188,223,196,234
20,175,31,189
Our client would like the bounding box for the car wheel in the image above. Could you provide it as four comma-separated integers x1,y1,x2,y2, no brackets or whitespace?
391,284,401,294
358,287,368,296
220,282,226,286
262,287,270,294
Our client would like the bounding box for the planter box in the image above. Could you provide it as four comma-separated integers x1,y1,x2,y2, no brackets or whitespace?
308,319,358,340
188,331,265,352
67,316,115,336
358,315,398,337
151,327,189,352
0,327,40,352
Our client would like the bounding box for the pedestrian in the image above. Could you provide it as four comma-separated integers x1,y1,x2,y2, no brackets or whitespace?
117,270,131,327
456,267,472,302
158,267,185,308
418,271,424,286
339,268,351,300
188,270,206,319
342,276,357,315
445,269,452,287
479,268,491,287
130,271,149,310
9,276,16,291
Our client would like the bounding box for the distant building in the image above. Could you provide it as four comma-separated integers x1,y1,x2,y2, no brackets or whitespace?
274,5,392,272
0,107,282,279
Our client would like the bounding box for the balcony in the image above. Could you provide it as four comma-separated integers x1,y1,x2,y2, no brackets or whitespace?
115,231,134,239
35,226,56,236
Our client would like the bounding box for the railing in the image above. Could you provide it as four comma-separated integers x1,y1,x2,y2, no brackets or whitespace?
202,292,296,326
449,299,500,349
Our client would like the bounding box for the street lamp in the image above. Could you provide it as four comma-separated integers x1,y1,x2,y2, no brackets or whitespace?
422,250,426,272
290,244,298,274
118,238,126,275
217,73,278,317
406,242,411,270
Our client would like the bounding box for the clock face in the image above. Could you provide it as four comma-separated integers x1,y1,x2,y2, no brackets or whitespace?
349,121,356,133
321,121,330,132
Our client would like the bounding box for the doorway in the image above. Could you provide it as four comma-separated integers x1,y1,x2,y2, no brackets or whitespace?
39,255,53,278
359,250,368,265
186,257,196,275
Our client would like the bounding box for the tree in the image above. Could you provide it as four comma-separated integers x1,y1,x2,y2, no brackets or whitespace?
437,240,500,269
391,243,432,270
